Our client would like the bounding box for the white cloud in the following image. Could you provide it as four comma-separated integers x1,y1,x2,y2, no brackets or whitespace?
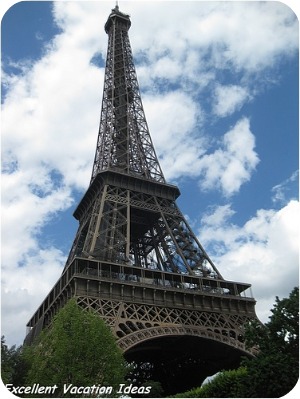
201,204,236,227
2,44,101,191
1,3,105,346
1,170,73,266
194,1,298,72
199,200,299,322
212,84,251,117
131,1,298,80
271,170,299,204
144,90,206,180
197,118,259,196
1,247,66,346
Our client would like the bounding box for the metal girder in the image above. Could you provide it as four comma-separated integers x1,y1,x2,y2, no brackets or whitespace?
65,173,223,281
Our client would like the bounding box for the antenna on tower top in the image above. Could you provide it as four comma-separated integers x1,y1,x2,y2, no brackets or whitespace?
115,1,119,10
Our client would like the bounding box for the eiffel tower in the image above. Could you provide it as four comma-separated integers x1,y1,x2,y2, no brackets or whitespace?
25,5,259,394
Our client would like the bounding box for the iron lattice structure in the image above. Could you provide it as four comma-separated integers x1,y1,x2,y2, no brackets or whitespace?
25,6,260,394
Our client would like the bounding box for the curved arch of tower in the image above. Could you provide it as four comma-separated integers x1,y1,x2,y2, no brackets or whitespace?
25,5,260,395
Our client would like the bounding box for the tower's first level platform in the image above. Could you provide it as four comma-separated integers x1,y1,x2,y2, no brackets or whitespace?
25,257,256,346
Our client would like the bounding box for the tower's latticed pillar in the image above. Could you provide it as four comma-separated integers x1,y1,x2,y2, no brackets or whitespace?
25,6,260,394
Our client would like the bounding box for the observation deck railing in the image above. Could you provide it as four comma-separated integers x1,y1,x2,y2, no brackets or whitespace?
26,256,254,333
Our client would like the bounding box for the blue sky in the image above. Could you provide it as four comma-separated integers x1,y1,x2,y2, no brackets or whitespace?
1,0,299,347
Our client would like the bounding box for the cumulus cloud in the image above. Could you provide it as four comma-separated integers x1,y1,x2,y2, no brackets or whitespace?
131,1,298,89
1,247,66,345
212,84,251,117
1,170,73,265
197,118,259,196
194,1,297,72
201,204,236,228
198,200,299,322
143,90,207,179
1,2,104,346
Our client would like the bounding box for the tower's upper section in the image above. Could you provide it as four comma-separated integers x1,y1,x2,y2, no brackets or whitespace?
104,5,131,33
90,5,165,184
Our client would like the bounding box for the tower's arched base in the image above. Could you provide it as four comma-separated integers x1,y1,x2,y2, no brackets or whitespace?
24,264,259,396
124,335,248,396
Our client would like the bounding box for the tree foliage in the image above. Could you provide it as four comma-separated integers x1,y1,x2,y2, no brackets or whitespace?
1,336,26,385
241,286,299,397
245,286,298,355
171,368,248,398
23,299,127,397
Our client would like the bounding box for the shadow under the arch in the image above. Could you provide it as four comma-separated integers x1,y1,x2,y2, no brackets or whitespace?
124,334,249,396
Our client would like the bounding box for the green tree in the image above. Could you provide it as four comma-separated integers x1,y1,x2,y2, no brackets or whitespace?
245,286,298,355
242,287,299,397
23,299,127,397
1,335,15,384
1,336,26,385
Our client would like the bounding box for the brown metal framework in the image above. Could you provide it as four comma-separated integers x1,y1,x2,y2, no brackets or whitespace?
25,5,260,394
